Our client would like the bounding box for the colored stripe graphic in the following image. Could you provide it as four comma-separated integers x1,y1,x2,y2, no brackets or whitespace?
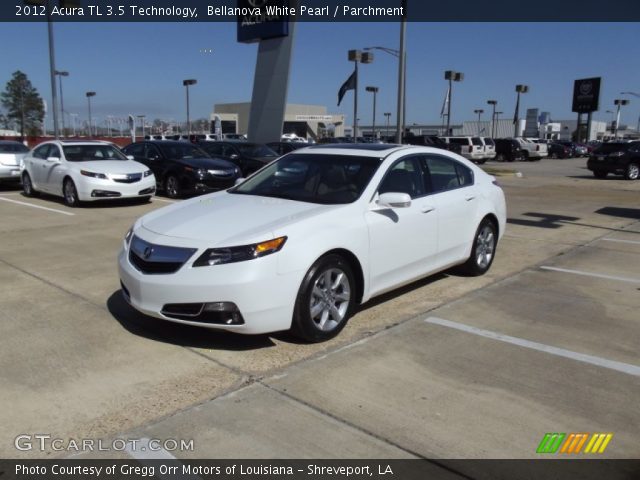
537,433,566,453
585,433,613,454
538,433,613,454
560,433,589,454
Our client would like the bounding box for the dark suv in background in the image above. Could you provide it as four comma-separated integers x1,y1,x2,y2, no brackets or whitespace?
587,141,640,180
493,139,525,162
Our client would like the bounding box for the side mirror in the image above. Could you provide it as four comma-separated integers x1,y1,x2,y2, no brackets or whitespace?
377,192,411,209
126,155,135,161
234,177,245,186
46,156,60,163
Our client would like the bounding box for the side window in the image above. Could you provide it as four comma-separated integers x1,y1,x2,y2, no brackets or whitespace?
378,157,425,199
144,144,161,160
222,145,236,157
126,144,145,157
206,144,223,155
424,155,472,193
33,145,50,159
48,145,61,158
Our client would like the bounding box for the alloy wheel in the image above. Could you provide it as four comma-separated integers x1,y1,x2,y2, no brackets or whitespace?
475,225,495,269
309,268,351,332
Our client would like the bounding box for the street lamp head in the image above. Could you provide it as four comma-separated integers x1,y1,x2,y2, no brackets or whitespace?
445,70,464,81
487,100,497,106
614,99,630,106
365,86,379,93
85,91,96,98
55,70,69,77
183,79,197,86
474,109,484,114
360,52,374,64
515,84,529,93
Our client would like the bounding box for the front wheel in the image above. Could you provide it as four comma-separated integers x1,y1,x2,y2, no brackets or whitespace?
22,172,37,197
165,175,181,198
63,178,80,207
495,153,505,162
292,254,357,342
625,163,639,180
462,219,498,276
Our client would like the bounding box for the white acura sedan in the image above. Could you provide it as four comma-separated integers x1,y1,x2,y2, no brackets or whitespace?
118,144,506,342
22,140,156,206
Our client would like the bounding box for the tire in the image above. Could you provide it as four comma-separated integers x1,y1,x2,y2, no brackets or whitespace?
521,151,529,162
291,254,357,342
495,153,506,163
462,218,498,276
476,159,487,165
550,152,558,159
624,163,639,180
22,172,37,197
63,178,80,207
165,175,181,198
593,170,608,179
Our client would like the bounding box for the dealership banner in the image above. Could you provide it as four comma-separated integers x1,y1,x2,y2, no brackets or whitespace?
4,0,640,22
2,459,640,480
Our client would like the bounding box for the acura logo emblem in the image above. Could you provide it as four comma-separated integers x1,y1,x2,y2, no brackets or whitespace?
143,246,154,259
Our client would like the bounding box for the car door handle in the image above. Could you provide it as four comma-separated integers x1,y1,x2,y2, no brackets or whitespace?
465,195,476,201
421,205,436,213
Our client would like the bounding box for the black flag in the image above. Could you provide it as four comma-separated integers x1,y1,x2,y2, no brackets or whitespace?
337,70,357,106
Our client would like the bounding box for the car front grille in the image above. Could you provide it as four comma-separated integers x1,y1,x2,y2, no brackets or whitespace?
112,173,142,183
128,235,197,275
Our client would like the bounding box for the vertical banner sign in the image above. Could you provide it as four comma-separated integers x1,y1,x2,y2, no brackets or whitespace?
572,77,601,113
524,108,539,137
237,0,291,44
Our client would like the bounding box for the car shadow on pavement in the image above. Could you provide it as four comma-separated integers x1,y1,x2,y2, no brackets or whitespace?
595,206,640,220
16,191,154,209
508,211,640,234
107,291,276,351
357,271,449,312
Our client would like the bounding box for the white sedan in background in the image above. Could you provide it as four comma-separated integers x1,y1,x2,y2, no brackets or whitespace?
119,144,506,342
21,140,156,207
0,140,29,183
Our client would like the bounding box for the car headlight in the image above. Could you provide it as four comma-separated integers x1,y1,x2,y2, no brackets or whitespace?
81,170,107,179
143,170,153,177
193,236,287,267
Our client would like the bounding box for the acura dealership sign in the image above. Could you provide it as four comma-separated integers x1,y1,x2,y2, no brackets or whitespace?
572,77,601,113
237,0,290,43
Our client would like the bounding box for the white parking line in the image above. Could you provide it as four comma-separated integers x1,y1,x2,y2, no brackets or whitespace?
124,437,203,480
0,196,75,216
425,317,640,377
601,238,640,246
539,266,640,284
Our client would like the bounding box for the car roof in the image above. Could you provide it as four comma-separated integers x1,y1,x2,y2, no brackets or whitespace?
306,143,404,152
0,140,25,145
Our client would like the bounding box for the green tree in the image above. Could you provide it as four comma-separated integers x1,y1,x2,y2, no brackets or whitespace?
1,71,45,137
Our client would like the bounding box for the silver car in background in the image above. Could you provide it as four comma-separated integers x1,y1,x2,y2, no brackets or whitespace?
0,140,29,184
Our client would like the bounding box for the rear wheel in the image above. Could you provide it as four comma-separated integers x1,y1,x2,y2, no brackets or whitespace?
521,151,529,162
495,153,506,162
550,152,558,159
593,170,608,179
63,178,80,207
625,163,639,180
292,254,357,342
462,218,497,276
22,172,37,197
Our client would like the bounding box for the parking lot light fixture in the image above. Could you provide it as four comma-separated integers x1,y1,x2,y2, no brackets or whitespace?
366,86,379,140
444,70,464,136
474,109,484,135
613,99,630,139
347,50,374,140
384,112,392,141
85,91,96,138
513,85,529,137
487,100,498,138
54,70,69,137
183,79,197,136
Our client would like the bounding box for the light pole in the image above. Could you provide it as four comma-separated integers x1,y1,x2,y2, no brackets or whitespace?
621,92,640,132
85,91,96,137
613,99,630,139
474,109,484,135
69,113,77,137
487,100,497,138
384,112,391,141
182,79,197,136
347,50,374,140
364,45,406,142
366,86,379,140
513,84,529,137
137,115,146,140
444,71,464,135
54,70,68,137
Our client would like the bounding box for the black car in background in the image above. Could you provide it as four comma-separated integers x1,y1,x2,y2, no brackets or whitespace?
122,141,241,198
548,142,573,159
197,141,279,176
587,141,640,180
493,138,525,162
266,141,308,155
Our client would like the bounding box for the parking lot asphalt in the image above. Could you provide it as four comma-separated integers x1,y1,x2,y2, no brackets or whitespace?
1,157,639,461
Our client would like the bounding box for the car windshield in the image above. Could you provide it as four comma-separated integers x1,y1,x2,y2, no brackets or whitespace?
236,143,278,158
62,144,128,161
0,142,29,153
158,143,209,159
230,153,381,205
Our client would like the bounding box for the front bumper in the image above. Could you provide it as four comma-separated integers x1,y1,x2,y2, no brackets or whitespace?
587,156,626,174
117,239,303,335
77,175,156,201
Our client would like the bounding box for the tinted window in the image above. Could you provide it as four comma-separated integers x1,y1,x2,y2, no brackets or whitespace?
231,153,380,205
33,145,50,159
424,156,470,193
0,142,29,153
62,144,128,161
471,137,482,146
236,143,278,158
594,143,631,154
125,143,145,157
448,138,470,146
145,144,161,160
483,138,495,146
158,143,209,159
48,145,61,158
379,157,425,199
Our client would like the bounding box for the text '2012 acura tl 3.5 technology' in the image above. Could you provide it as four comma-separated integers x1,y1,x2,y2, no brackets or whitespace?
21,140,156,206
118,144,506,342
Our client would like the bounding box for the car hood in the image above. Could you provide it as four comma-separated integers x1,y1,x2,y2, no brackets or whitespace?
72,160,148,174
0,152,27,166
177,157,237,170
140,191,337,245
246,155,279,164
